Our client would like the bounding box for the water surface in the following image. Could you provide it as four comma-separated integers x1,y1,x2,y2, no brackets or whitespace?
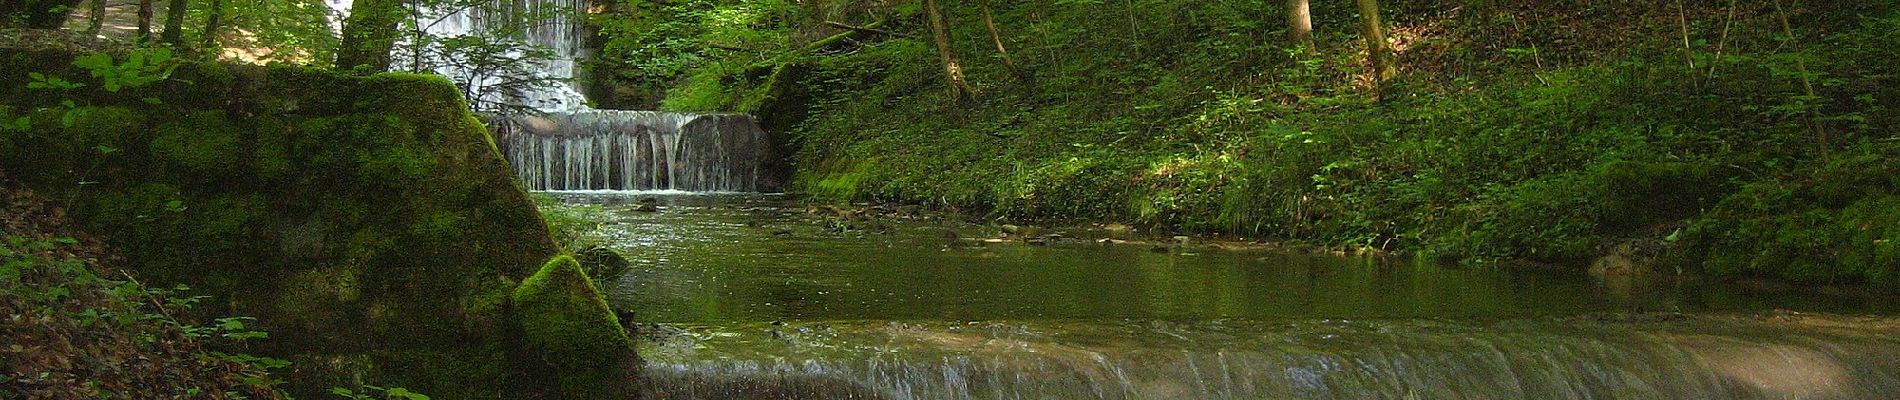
548,192,1900,399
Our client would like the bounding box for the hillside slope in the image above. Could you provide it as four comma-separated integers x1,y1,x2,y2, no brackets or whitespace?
594,0,1899,288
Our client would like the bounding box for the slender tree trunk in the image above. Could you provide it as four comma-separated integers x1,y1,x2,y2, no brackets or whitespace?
161,0,188,46
1770,0,1827,160
1286,0,1312,48
1355,0,1394,87
87,0,105,34
977,0,1017,71
136,0,154,42
336,0,405,71
924,0,972,100
200,0,223,49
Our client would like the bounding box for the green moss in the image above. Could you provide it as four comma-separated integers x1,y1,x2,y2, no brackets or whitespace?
512,255,634,399
150,111,243,177
1,50,564,398
61,106,145,150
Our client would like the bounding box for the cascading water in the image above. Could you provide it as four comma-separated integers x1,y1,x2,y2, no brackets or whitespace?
326,0,777,192
638,317,1900,400
493,111,772,192
411,0,591,111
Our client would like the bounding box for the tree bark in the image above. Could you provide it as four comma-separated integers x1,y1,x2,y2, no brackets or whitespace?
137,0,154,42
1355,0,1394,83
1770,0,1827,160
1287,0,1312,48
977,0,1017,71
924,0,973,100
161,0,188,46
336,0,405,71
200,0,223,49
88,0,106,34
824,20,912,38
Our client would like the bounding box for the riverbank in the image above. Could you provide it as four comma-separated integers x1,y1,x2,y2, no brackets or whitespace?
599,1,1900,290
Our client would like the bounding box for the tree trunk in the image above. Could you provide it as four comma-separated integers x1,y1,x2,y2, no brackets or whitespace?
977,0,1018,71
137,0,154,42
1355,0,1394,84
88,0,105,34
1770,0,1827,160
161,0,188,46
1287,0,1312,48
924,0,973,100
200,0,223,49
336,0,405,71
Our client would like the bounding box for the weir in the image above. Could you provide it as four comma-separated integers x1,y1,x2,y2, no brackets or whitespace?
491,111,774,192
638,318,1900,400
328,0,777,192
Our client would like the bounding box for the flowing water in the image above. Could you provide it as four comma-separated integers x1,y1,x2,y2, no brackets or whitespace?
326,1,777,193
543,193,1900,400
493,112,774,192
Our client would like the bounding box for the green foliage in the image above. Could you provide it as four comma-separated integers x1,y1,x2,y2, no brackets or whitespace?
1,235,285,397
591,0,808,108
330,386,432,400
71,49,178,93
607,0,1900,282
1676,147,1900,288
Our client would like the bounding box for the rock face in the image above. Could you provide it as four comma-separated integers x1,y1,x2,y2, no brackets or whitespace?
0,48,605,398
514,256,638,399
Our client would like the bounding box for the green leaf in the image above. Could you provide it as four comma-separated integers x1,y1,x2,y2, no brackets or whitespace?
72,53,113,71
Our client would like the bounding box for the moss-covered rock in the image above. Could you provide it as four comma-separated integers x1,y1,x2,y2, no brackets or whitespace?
0,48,573,398
514,255,637,399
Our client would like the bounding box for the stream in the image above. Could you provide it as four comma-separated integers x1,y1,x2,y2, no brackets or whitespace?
547,192,1900,399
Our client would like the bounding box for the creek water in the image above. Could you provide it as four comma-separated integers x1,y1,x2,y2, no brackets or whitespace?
547,192,1900,399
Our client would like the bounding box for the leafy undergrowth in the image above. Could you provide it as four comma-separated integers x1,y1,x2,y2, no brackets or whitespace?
1,178,284,399
604,0,1900,288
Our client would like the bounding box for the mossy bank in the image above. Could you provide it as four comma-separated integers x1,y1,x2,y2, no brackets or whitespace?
0,43,635,398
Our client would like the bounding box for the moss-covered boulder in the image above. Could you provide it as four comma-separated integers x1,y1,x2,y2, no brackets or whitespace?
514,255,638,399
0,47,589,398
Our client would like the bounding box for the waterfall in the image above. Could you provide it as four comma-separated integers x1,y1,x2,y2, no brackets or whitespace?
325,0,778,193
415,0,591,111
494,111,773,192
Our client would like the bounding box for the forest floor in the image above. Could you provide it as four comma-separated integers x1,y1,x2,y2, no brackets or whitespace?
0,172,284,398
